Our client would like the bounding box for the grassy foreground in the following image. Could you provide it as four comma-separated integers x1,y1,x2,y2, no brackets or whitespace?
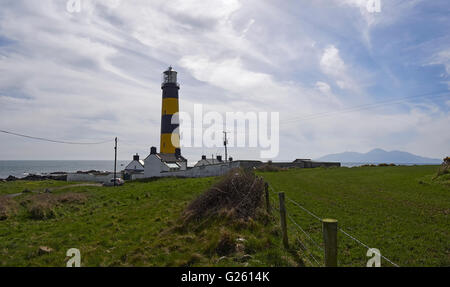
0,177,294,267
0,165,448,267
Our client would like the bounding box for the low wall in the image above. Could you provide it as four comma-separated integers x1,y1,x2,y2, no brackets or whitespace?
131,173,147,180
137,159,341,180
67,173,116,183
148,161,262,179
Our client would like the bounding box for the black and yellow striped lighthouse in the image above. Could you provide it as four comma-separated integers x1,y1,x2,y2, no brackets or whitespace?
160,66,180,154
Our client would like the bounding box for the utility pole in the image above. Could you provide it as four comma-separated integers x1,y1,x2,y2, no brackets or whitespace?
223,131,228,162
114,137,117,187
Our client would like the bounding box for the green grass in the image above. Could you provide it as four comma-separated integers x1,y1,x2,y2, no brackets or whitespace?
0,180,75,195
0,177,296,267
0,165,448,267
257,165,450,267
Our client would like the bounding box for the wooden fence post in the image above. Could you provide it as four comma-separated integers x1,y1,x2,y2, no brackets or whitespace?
278,192,289,249
322,218,338,267
265,182,270,214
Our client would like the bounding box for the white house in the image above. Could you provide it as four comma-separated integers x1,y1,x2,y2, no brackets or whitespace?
194,155,226,167
144,147,187,178
124,154,145,172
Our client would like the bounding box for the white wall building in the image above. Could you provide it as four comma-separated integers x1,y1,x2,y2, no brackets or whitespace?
194,155,225,167
144,147,187,178
124,154,145,172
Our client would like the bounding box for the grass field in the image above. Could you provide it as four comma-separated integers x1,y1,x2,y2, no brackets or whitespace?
258,165,449,267
0,165,448,267
0,177,294,267
0,180,76,195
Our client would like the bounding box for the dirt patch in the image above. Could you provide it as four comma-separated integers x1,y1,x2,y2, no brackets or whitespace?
183,168,265,222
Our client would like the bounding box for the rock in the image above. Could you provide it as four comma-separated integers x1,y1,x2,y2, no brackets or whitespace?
38,246,54,255
236,237,246,243
6,175,18,182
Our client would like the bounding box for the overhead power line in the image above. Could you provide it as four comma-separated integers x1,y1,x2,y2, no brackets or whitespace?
0,129,112,145
281,90,449,126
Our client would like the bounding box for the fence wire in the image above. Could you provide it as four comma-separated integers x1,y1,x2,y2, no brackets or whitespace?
266,182,401,267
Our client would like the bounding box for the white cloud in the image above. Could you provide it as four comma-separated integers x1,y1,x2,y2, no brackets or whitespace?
0,0,447,161
320,45,361,92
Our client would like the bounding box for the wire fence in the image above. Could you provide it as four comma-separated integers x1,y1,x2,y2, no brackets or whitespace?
266,182,400,267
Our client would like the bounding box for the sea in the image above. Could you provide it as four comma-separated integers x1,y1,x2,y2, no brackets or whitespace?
0,160,129,179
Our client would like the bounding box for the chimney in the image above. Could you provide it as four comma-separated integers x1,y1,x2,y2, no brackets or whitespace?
216,155,222,162
229,157,233,162
133,154,140,161
150,146,157,155
201,155,207,160
175,148,181,158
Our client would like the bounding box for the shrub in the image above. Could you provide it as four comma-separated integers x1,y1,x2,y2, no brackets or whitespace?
183,168,264,221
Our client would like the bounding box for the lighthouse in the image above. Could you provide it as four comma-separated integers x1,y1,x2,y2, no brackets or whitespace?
160,66,181,155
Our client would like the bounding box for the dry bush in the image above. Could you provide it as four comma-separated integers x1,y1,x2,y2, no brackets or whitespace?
0,196,18,220
183,168,265,222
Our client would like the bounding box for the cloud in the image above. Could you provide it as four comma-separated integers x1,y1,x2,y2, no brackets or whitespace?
0,0,448,161
428,49,450,85
320,45,361,92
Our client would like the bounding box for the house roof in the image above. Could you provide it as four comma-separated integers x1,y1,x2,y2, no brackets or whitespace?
124,159,145,170
156,153,187,163
195,158,223,166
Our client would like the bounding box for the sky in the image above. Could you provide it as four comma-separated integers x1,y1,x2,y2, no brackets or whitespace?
0,0,449,161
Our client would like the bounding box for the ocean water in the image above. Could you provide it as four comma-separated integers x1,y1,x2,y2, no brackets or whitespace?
0,160,129,179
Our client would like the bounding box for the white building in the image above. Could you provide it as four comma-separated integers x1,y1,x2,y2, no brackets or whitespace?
194,155,226,167
144,147,187,178
124,154,145,172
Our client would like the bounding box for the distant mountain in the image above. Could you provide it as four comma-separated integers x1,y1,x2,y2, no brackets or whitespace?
316,148,442,164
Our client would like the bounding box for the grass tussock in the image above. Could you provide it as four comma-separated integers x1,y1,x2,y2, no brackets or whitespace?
183,168,265,222
0,196,18,220
24,193,88,220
